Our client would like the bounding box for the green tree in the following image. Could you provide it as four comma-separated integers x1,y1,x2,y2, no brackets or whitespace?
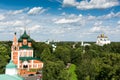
41,48,55,61
0,44,10,73
54,46,71,64
43,60,65,80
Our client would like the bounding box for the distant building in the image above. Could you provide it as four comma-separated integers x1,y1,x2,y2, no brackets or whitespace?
0,60,24,80
81,41,91,46
11,31,43,76
96,34,111,46
52,43,57,52
45,39,50,44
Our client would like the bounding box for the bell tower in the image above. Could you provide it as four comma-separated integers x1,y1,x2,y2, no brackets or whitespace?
11,32,19,65
11,32,18,51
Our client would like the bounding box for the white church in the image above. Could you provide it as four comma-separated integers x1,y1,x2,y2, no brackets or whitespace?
0,60,24,80
96,34,111,46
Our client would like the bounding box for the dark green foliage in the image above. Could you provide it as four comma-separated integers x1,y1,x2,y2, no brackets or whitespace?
0,41,120,80
42,60,65,80
54,46,71,64
0,42,10,73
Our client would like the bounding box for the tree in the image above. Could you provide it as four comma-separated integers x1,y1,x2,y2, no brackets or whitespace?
0,44,10,73
71,48,83,65
42,60,65,80
54,46,71,64
41,47,55,62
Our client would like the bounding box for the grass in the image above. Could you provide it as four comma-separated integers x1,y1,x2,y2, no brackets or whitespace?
68,64,77,80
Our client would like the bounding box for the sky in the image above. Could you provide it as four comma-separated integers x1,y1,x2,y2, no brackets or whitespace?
0,0,120,41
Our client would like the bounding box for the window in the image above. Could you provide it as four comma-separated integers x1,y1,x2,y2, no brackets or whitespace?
23,65,28,68
33,64,37,68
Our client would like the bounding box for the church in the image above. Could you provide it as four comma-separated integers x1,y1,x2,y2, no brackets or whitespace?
96,34,111,46
11,30,43,76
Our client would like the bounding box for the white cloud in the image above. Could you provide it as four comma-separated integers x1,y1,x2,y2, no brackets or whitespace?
0,20,31,27
8,8,29,15
28,7,46,15
28,25,41,31
63,0,119,9
55,18,80,24
99,12,120,19
50,27,66,34
63,0,78,7
94,21,102,26
117,20,120,25
0,14,5,20
0,8,120,41
54,13,85,24
90,26,104,33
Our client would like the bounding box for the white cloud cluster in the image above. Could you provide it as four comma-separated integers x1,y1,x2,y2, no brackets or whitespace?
63,0,119,9
0,14,5,20
8,8,29,15
63,0,78,6
0,20,31,27
54,14,86,25
100,12,120,19
118,20,120,25
28,25,42,31
28,7,46,15
90,25,107,33
0,7,120,41
55,18,80,24
54,11,120,25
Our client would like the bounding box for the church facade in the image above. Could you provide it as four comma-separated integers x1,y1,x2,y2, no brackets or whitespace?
11,30,43,76
96,34,111,46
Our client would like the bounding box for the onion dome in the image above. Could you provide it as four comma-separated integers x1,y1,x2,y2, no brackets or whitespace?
18,37,22,42
28,37,32,42
21,30,29,39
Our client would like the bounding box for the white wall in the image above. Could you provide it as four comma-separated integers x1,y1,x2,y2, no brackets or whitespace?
5,68,17,75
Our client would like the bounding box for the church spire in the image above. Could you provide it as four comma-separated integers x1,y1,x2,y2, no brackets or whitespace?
13,32,17,44
12,32,18,51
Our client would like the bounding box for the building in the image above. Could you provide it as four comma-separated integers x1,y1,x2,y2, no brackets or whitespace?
11,31,43,76
96,34,111,46
0,60,24,80
81,41,91,46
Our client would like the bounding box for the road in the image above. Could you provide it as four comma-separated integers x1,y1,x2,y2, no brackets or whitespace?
24,74,42,80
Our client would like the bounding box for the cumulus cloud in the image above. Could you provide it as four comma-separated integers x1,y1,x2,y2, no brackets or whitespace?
54,13,86,25
0,20,31,27
28,7,46,15
50,28,65,34
118,20,120,25
63,0,119,9
8,8,29,15
63,0,78,6
90,26,105,33
0,14,5,20
55,18,80,24
0,7,120,41
28,25,42,31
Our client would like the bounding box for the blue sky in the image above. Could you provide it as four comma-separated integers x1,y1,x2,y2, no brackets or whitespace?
0,0,120,41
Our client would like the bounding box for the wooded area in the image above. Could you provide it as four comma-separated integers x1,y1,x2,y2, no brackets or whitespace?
0,41,120,80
